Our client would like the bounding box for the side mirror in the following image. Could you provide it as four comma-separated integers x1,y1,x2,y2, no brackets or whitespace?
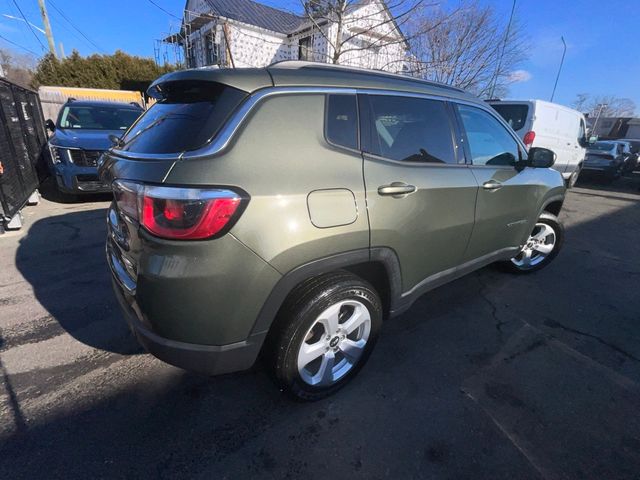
45,119,55,132
528,147,556,168
578,136,589,148
108,134,123,148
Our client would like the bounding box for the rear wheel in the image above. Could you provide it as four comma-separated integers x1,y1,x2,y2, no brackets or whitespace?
270,272,382,401
503,213,564,273
566,165,582,188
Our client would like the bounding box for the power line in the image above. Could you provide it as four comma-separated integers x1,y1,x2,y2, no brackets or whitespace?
0,32,39,55
4,0,32,53
47,0,105,53
146,0,181,20
10,0,46,52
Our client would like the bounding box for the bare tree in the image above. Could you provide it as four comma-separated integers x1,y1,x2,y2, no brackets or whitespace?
407,1,528,97
571,93,636,117
0,48,36,88
300,0,424,69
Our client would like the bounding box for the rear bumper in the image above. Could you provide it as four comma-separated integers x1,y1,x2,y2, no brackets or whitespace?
582,164,618,175
111,276,266,375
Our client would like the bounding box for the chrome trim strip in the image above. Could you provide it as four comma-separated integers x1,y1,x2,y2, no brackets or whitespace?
108,85,510,165
110,87,358,162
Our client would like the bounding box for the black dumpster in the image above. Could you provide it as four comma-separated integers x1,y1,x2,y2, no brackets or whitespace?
0,78,46,231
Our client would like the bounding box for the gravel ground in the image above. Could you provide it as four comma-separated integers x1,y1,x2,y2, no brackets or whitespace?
1,175,639,479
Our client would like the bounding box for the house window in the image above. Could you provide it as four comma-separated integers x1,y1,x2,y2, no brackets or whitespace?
299,36,312,61
187,44,196,68
205,33,219,66
360,38,380,54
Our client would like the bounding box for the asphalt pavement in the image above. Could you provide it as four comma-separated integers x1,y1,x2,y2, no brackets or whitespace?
1,175,639,479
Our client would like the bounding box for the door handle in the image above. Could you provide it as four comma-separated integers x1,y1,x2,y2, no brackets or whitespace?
483,180,502,191
378,182,416,197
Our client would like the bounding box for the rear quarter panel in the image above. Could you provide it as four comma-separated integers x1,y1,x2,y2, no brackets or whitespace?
164,93,370,275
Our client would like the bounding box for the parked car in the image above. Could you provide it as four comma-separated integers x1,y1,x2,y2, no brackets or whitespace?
46,99,143,196
613,140,638,172
619,139,640,171
583,141,626,180
100,62,566,400
488,99,588,188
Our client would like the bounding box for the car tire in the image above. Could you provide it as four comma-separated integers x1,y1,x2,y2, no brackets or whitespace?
502,213,564,274
269,271,382,401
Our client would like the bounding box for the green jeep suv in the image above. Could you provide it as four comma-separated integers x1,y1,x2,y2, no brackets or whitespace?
100,62,565,400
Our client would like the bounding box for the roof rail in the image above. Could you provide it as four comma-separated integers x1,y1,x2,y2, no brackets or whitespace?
268,60,467,93
66,97,76,103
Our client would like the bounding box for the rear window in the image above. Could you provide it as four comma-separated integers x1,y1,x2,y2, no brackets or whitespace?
589,142,615,152
489,103,529,131
119,81,247,154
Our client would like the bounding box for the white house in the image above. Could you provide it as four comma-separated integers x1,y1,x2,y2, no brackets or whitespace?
168,0,409,73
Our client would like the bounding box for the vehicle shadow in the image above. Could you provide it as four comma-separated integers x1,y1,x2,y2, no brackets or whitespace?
575,171,640,195
38,177,113,204
3,186,639,479
14,208,141,355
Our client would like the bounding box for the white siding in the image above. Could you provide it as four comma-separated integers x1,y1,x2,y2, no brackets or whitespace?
226,23,293,67
183,0,407,71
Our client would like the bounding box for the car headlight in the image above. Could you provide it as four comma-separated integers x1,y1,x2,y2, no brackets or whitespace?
48,145,67,164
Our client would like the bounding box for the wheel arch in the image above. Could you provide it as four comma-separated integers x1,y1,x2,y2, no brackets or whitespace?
540,194,565,218
250,247,402,337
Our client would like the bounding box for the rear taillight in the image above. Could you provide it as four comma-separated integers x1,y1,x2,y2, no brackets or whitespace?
113,180,245,240
523,131,536,148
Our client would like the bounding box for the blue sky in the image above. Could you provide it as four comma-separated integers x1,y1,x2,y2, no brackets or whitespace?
0,0,638,111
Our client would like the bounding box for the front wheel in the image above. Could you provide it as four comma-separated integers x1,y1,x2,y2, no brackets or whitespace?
269,272,382,401
503,213,564,273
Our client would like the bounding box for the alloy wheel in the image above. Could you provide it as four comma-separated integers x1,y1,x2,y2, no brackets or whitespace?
297,300,371,387
511,222,557,268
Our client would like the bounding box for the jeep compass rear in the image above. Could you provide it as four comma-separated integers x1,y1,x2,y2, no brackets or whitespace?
101,63,565,400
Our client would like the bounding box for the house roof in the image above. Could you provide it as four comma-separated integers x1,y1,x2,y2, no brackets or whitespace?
203,0,306,34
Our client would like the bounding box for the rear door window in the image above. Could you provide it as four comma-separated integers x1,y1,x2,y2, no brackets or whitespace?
489,103,529,132
325,94,358,150
119,81,247,154
362,95,458,164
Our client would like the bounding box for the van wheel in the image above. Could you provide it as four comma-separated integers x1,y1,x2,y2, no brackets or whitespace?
270,272,382,401
566,166,582,188
503,213,564,273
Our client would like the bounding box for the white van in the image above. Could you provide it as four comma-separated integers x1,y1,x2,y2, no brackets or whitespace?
488,100,589,187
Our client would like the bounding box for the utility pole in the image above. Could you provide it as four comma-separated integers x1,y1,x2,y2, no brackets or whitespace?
550,36,566,102
489,0,516,99
37,0,57,57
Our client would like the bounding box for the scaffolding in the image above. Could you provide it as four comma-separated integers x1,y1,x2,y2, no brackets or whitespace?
157,10,221,69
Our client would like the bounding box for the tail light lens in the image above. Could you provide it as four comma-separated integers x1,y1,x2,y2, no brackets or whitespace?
523,131,536,148
113,180,245,240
